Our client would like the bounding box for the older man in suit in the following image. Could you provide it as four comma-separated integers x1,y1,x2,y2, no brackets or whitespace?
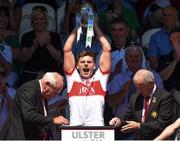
2,72,69,140
109,69,175,140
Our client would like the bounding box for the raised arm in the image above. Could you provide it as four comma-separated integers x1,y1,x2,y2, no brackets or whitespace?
63,29,76,74
159,31,180,80
94,22,111,72
107,80,131,107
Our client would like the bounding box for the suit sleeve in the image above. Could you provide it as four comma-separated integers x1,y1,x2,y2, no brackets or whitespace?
140,93,175,137
120,93,137,125
16,86,53,129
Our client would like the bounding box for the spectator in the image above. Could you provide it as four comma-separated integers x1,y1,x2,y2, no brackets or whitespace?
98,0,139,43
0,44,16,138
2,72,69,140
19,6,63,85
108,17,129,82
108,17,146,82
110,16,130,51
109,69,175,140
159,26,180,92
0,6,21,87
63,20,111,126
148,6,178,71
0,0,22,32
143,0,171,30
107,45,163,139
107,45,163,118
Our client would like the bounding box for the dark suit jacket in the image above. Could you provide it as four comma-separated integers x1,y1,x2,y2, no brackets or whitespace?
120,87,175,140
5,80,54,140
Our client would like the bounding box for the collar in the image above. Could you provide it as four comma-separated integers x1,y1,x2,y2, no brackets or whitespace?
126,68,133,77
149,84,156,98
39,80,43,95
162,27,171,35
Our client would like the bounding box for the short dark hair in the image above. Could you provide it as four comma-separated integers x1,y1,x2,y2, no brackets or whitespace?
111,16,128,26
76,51,96,63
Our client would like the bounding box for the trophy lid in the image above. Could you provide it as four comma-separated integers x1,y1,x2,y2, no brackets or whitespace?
80,2,94,26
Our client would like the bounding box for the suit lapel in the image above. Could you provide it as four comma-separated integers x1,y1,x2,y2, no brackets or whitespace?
35,80,44,115
135,94,144,121
146,88,160,121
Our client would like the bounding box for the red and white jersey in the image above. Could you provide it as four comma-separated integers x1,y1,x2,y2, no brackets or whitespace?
65,68,109,126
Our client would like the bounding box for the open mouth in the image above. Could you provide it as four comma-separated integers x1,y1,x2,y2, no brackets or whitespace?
83,68,90,72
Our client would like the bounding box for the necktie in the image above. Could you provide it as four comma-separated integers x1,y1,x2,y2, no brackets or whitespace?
144,96,150,122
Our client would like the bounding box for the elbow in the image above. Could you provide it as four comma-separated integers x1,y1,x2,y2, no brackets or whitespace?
63,46,71,53
107,46,111,52
103,44,111,53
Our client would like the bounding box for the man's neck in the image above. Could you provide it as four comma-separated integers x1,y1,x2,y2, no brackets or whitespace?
114,41,126,50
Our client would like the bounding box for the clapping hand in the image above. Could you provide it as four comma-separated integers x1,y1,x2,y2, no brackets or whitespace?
36,32,51,47
170,31,180,60
114,59,123,74
170,32,180,47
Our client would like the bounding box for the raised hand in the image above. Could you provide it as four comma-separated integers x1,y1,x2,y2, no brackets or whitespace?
36,31,50,47
114,59,123,74
170,32,180,60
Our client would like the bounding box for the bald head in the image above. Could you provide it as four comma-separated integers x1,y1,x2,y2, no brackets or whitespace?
133,69,155,96
42,72,64,88
41,72,64,99
133,69,154,85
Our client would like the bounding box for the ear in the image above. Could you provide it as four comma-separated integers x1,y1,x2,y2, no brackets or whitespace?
94,66,96,70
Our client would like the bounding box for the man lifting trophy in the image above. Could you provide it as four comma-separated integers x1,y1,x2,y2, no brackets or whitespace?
61,1,114,141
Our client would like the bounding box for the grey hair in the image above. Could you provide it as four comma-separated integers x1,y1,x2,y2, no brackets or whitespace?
133,69,154,85
42,72,63,88
125,45,143,57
